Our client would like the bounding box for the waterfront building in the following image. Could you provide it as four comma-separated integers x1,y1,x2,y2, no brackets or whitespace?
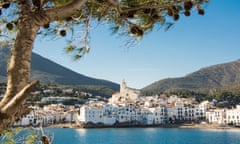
147,106,168,125
77,105,104,124
226,105,240,126
174,101,184,121
13,112,42,126
102,105,117,126
13,104,79,127
206,109,226,124
165,104,173,122
198,101,211,118
13,106,43,126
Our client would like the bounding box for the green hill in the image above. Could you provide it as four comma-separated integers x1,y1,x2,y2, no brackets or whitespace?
142,60,240,95
0,46,119,92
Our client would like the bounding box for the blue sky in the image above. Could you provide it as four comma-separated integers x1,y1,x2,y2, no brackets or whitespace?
33,0,240,89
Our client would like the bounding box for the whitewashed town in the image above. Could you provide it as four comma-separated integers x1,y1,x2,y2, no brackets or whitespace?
12,80,240,128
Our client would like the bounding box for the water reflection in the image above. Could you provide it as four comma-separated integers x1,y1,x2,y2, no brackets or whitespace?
76,128,87,137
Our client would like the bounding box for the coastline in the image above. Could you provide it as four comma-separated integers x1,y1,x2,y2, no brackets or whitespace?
47,123,240,130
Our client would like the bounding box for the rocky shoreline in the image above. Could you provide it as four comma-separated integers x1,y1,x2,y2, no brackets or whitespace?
48,122,239,130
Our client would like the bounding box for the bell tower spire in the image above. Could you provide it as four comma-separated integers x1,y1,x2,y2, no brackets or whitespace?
120,79,126,92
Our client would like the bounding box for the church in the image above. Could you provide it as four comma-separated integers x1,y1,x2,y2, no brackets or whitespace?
109,80,141,104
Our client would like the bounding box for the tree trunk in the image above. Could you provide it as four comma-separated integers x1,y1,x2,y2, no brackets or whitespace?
0,0,88,134
0,2,40,133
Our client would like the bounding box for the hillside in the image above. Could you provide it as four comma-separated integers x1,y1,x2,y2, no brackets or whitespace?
0,46,119,91
142,60,240,95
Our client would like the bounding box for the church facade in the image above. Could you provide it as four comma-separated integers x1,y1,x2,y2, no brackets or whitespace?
109,80,141,104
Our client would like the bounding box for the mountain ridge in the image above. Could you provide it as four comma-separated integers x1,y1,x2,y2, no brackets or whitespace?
0,46,119,90
142,59,240,94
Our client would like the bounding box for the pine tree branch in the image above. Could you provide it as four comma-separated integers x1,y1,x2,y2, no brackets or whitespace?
1,80,39,114
45,0,88,22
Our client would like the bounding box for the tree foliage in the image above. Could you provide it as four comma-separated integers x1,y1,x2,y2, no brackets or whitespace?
0,0,209,58
0,127,53,144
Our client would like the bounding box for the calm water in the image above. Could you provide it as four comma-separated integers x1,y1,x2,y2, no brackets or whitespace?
47,128,240,144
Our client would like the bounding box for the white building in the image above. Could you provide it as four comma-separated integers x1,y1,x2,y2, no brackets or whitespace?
206,109,226,124
13,109,43,126
198,100,211,118
102,104,118,125
77,106,104,124
13,104,79,126
226,105,240,126
116,104,138,123
167,101,203,122
146,106,168,125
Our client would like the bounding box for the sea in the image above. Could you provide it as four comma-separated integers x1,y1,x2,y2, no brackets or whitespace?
47,128,240,144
